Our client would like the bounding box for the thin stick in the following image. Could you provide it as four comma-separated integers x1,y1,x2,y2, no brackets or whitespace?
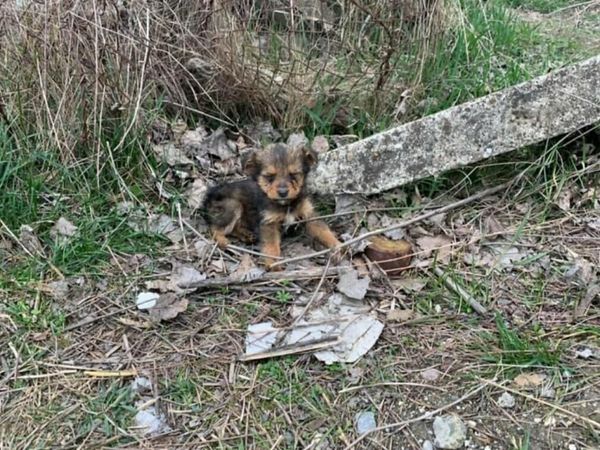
238,336,340,362
180,266,344,290
433,267,487,315
343,383,487,449
292,258,331,326
271,181,511,268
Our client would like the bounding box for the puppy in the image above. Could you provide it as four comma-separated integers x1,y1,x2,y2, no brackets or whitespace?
202,143,341,270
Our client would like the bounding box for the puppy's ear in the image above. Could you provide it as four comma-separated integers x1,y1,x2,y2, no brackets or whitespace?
302,146,318,170
242,150,261,178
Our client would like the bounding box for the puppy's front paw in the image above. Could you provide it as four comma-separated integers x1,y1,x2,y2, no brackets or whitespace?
330,245,345,264
263,259,284,272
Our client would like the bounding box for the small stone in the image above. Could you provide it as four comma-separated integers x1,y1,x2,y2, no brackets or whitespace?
433,414,467,449
131,376,152,393
421,368,442,382
540,386,555,399
568,444,577,450
422,440,434,450
354,411,376,435
47,280,70,300
287,131,309,150
311,135,329,154
136,292,159,310
497,392,515,408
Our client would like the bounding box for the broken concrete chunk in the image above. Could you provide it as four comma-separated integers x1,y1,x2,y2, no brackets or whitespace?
433,414,467,449
337,267,370,300
309,55,600,195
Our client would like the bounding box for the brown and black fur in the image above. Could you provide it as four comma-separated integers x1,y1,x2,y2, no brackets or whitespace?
202,143,341,270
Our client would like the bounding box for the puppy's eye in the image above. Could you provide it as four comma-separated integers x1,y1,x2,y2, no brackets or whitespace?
290,173,301,181
264,174,276,183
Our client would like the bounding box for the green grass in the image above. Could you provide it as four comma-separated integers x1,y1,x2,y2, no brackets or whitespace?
6,298,66,334
500,0,573,13
482,314,562,367
0,120,168,279
78,382,136,442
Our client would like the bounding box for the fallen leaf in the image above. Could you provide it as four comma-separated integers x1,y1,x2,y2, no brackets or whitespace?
337,267,370,300
18,225,45,256
490,245,530,269
148,293,188,321
513,373,546,389
379,215,406,241
50,217,78,244
391,277,426,293
484,215,504,236
556,186,574,211
387,309,415,322
204,128,236,160
169,264,206,291
185,178,208,210
231,254,264,282
587,218,600,232
416,235,453,262
117,317,152,328
245,321,279,355
180,127,208,155
152,143,194,166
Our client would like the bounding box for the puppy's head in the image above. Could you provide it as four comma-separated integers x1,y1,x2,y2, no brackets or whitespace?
243,143,317,204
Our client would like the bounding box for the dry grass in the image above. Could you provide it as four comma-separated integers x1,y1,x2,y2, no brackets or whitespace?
0,0,447,161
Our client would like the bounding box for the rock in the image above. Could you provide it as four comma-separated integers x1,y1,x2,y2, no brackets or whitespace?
421,368,442,382
497,392,515,408
309,55,600,195
311,135,329,154
136,292,159,310
287,131,309,150
47,280,70,300
337,267,370,300
422,440,434,450
354,411,376,435
540,386,555,399
131,376,152,393
433,414,467,449
134,406,171,436
330,134,359,148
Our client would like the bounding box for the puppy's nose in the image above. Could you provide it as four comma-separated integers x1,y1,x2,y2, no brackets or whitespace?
277,186,289,197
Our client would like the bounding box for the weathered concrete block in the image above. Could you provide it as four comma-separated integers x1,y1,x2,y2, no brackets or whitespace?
309,55,600,195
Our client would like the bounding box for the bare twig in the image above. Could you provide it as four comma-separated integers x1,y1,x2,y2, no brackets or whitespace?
271,181,512,268
180,266,344,290
433,267,487,315
481,378,600,429
343,383,487,449
238,336,340,362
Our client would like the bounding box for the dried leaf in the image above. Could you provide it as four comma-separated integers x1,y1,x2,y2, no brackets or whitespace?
152,143,194,166
513,373,546,389
387,309,415,322
391,277,426,293
180,127,208,155
148,293,188,321
18,225,45,256
204,128,236,160
185,178,208,210
50,217,78,244
231,254,264,282
337,267,370,300
416,235,453,262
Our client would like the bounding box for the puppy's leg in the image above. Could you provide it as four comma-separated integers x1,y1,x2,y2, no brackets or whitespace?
206,198,242,249
259,222,282,271
299,199,342,261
